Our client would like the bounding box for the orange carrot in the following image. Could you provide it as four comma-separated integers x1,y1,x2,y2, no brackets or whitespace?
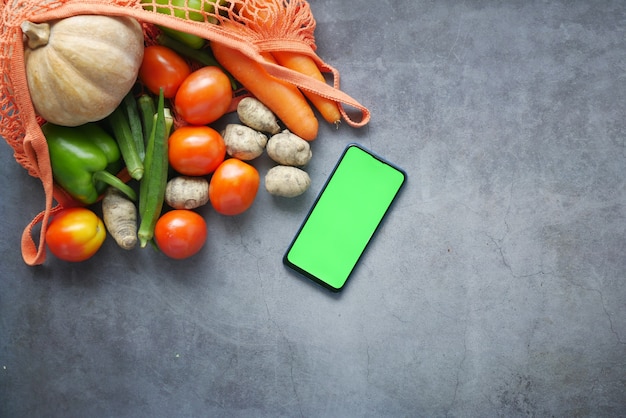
211,41,319,141
272,51,342,126
233,0,341,125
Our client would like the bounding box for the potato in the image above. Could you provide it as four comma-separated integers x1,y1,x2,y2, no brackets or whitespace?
266,130,312,166
165,176,209,209
237,97,281,134
222,123,268,160
265,165,311,197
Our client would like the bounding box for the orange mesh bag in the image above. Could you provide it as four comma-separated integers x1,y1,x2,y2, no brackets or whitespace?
0,0,370,265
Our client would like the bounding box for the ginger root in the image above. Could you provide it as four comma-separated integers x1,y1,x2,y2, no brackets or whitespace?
222,124,268,160
265,165,311,197
165,176,210,210
102,187,138,250
266,130,312,166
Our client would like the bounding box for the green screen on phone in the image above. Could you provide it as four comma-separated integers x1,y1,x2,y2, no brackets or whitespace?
283,144,406,292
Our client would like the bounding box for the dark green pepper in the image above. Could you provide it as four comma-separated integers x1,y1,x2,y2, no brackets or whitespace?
42,122,137,205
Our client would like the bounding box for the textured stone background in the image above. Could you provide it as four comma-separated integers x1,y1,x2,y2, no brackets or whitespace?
1,1,625,416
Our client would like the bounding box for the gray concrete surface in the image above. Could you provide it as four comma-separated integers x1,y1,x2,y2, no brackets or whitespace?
1,0,625,416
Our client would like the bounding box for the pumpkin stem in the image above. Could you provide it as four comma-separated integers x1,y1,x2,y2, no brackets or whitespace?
21,21,50,49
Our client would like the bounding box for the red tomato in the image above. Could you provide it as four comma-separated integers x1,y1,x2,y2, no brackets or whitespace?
168,126,226,176
209,158,260,216
154,210,207,259
174,66,232,125
45,207,106,262
139,45,191,98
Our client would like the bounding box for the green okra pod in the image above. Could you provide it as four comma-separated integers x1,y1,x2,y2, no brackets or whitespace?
138,94,156,146
122,91,145,162
108,104,144,180
138,89,173,248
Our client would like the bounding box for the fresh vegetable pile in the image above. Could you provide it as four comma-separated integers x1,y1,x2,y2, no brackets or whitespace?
0,0,370,265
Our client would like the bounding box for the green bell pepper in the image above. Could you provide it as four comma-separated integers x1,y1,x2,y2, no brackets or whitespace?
141,0,225,49
42,122,137,205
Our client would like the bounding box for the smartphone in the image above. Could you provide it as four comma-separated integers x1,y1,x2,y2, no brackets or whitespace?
283,143,407,292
